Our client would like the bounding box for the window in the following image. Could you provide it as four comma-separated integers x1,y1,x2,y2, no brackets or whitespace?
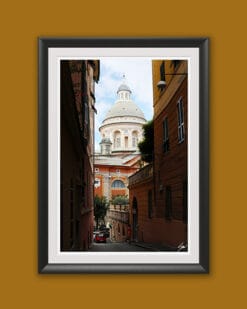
132,131,138,147
105,145,109,154
125,136,128,148
183,181,187,223
81,62,90,139
132,137,137,147
172,60,180,70
165,186,172,220
148,190,153,219
111,180,125,188
116,137,121,147
160,61,166,82
114,131,121,148
177,97,185,142
163,117,169,153
94,178,101,188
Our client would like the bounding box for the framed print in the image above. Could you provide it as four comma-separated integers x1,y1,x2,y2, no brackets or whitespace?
38,37,209,274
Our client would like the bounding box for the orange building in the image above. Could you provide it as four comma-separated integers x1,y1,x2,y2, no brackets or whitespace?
94,156,140,200
94,157,140,241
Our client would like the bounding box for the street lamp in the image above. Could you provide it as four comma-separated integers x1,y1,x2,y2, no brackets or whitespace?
157,80,166,90
157,72,188,91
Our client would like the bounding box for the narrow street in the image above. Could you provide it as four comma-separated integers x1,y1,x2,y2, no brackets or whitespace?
89,240,149,252
60,59,188,254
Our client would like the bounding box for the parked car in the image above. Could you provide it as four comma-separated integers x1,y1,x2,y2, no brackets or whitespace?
103,228,110,238
94,231,107,243
98,225,110,238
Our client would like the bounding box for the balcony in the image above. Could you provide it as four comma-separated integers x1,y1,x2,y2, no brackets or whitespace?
109,204,129,212
128,163,153,187
107,209,129,224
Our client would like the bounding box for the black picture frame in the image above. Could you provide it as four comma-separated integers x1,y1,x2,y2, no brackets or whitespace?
38,37,209,274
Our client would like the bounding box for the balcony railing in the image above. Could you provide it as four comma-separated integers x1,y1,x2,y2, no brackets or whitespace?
129,163,153,186
107,209,129,223
109,204,129,212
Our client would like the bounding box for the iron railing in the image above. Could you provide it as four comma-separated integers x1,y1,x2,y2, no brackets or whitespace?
129,163,153,186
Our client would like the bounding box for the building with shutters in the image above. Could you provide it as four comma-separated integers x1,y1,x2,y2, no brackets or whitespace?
128,60,188,249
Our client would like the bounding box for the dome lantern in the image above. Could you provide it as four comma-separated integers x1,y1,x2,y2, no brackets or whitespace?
117,75,132,101
103,76,145,122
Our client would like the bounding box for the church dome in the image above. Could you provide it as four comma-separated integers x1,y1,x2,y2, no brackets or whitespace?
99,76,147,155
104,100,145,121
103,77,146,122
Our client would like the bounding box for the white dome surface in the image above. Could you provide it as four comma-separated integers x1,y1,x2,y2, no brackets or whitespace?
104,100,145,121
99,77,147,154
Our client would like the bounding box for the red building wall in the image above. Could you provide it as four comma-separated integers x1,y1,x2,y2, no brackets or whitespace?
154,78,187,220
61,60,99,251
129,173,153,243
152,61,188,247
128,60,188,248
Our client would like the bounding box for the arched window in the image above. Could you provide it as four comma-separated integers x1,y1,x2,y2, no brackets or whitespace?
113,131,121,148
111,180,125,188
132,131,138,147
125,136,128,148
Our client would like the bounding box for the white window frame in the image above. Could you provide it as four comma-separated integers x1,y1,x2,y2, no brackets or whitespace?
177,97,185,143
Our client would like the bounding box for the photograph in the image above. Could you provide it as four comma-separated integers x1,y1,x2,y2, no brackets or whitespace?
39,38,209,273
61,58,187,252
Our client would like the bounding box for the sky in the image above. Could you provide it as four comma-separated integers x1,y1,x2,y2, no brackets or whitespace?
94,58,153,151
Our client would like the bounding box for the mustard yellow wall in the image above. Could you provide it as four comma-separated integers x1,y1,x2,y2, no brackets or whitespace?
152,60,175,105
153,60,187,118
0,0,245,308
152,60,162,105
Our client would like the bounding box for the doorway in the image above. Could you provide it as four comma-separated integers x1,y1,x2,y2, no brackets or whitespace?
132,197,138,241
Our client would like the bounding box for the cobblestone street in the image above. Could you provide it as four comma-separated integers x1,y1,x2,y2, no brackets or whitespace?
89,240,149,251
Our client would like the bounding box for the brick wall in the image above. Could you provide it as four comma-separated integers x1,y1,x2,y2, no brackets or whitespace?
154,77,187,221
61,60,96,251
